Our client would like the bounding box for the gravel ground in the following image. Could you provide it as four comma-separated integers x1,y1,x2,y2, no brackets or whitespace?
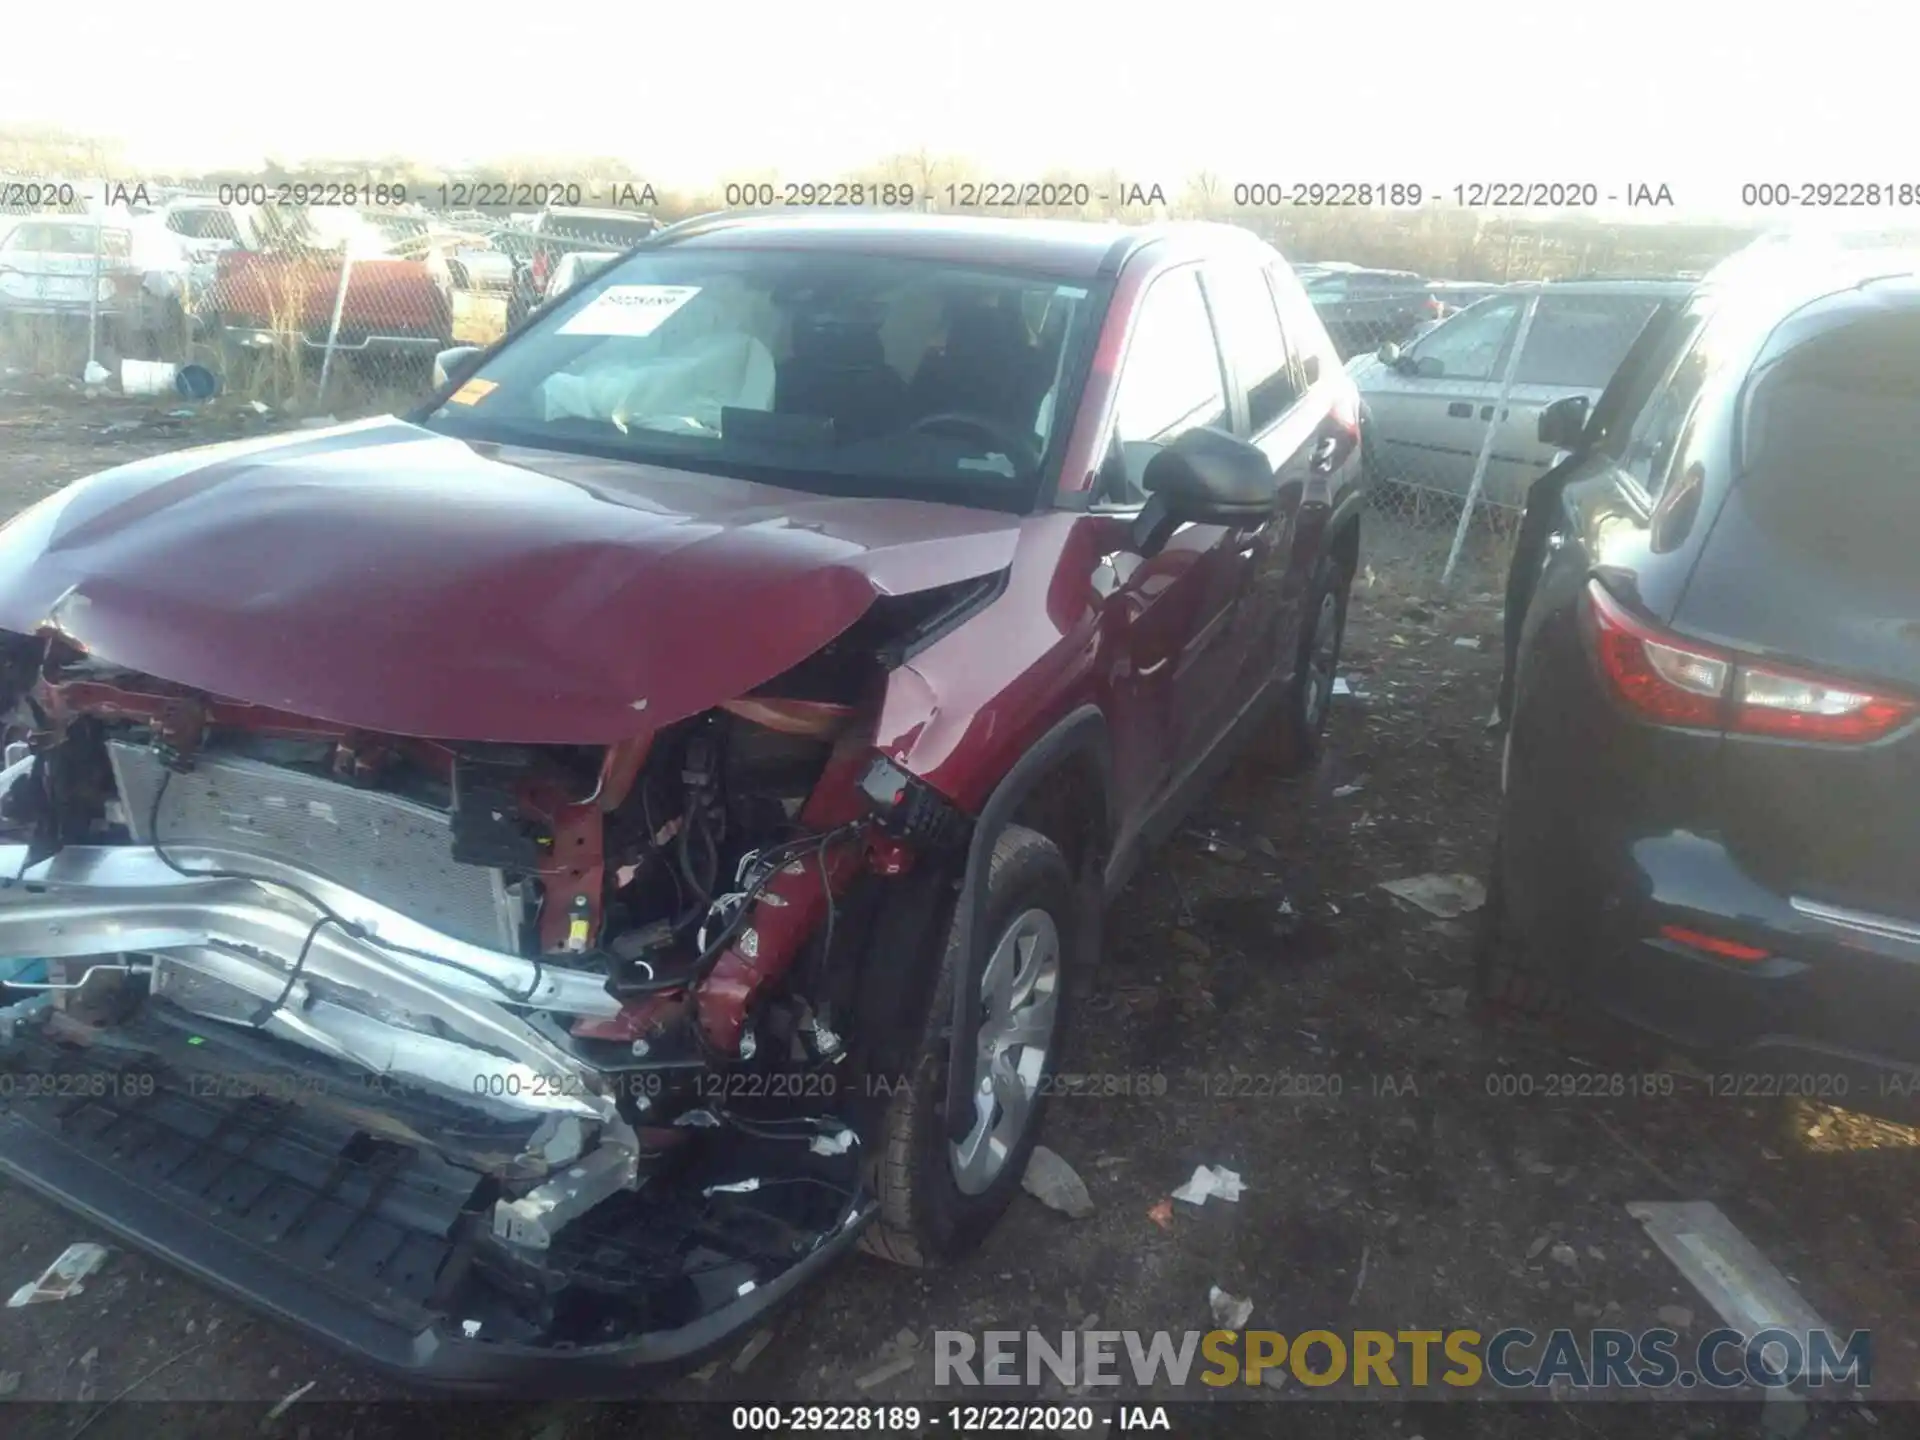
0,386,1911,1440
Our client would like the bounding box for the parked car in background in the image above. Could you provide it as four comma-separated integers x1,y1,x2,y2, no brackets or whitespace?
0,217,184,349
523,206,660,295
152,198,253,260
1481,243,1920,1117
538,249,621,306
1300,263,1441,357
0,213,1364,1389
208,206,456,362
1348,278,1691,504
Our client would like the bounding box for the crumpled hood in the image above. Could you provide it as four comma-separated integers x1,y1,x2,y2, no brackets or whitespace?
0,417,1022,743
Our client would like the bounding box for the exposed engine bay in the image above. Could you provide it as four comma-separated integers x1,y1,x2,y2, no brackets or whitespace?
0,592,982,1363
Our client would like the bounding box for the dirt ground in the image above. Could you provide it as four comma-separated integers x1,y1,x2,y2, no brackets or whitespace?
0,385,1912,1440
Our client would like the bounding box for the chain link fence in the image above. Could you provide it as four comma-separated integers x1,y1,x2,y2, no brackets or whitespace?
1,179,661,413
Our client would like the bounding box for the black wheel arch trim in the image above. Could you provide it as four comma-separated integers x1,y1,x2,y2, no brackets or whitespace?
941,704,1114,1143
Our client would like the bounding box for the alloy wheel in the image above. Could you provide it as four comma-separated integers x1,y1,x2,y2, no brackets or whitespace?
949,907,1062,1195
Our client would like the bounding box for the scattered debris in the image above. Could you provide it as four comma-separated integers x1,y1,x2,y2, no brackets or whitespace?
0,1371,17,1397
1657,1305,1695,1329
264,1380,316,1422
1526,1235,1552,1260
8,1242,109,1306
1172,1164,1247,1206
1191,832,1247,863
1023,1146,1095,1219
1349,1243,1371,1304
1427,986,1470,1018
82,362,109,386
1332,676,1352,697
1453,637,1483,650
1380,873,1487,918
1170,929,1212,958
1147,1198,1174,1230
688,1361,720,1383
1628,1200,1837,1366
733,1328,777,1373
1550,1242,1579,1269
855,1353,918,1390
1208,1285,1253,1329
75,1347,99,1404
1332,782,1365,798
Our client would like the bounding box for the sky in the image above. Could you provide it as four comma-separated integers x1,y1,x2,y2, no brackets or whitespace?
1,1,1901,226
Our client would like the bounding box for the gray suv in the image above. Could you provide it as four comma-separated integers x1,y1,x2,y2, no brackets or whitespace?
1348,278,1693,504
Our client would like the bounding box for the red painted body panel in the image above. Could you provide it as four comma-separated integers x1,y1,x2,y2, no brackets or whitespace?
0,418,1022,744
212,252,452,341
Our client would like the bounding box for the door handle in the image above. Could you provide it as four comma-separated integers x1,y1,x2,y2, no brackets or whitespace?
1447,402,1473,418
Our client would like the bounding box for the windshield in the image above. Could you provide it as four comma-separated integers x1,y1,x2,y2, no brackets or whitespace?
423,248,1101,509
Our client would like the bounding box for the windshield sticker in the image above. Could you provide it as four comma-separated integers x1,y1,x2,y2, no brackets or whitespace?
558,285,703,338
446,377,497,406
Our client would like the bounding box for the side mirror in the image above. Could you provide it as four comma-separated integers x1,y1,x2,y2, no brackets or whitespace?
1376,341,1402,366
433,346,484,391
1142,427,1278,528
1537,394,1591,450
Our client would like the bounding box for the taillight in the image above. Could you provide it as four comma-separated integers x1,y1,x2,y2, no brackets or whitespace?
1583,580,1917,743
1584,580,1727,728
1734,663,1917,742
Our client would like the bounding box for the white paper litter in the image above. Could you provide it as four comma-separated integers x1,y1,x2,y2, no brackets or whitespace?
1380,873,1487,918
1331,676,1352,696
1172,1164,1246,1206
1208,1285,1254,1329
7,1242,108,1307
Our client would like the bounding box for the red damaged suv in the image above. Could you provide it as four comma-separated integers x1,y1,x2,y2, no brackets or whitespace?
0,213,1364,1388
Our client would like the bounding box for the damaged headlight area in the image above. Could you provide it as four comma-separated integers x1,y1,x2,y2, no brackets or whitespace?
0,602,975,1369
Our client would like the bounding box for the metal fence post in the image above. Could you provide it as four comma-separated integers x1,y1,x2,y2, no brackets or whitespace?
85,206,103,378
316,250,355,407
1443,282,1541,586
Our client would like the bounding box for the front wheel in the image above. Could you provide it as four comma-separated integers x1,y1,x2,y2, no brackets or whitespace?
1273,549,1353,774
862,824,1074,1267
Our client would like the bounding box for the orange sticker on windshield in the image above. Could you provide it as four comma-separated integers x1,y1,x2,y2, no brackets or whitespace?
448,377,497,405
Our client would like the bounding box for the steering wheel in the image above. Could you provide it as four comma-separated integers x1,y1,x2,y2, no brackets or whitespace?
908,411,1041,474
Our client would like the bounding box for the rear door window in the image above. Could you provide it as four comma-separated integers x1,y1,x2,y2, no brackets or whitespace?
1739,313,1920,588
1205,260,1301,432
1266,262,1338,382
1514,294,1666,389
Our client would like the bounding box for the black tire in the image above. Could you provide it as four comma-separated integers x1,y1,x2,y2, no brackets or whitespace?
1473,827,1569,1021
862,824,1075,1268
1273,546,1353,774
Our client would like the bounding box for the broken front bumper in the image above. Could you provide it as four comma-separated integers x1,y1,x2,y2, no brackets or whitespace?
0,841,875,1391
0,843,620,1122
0,1072,873,1391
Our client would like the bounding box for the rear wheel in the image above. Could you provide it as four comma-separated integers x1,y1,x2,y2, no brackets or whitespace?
1473,828,1570,1021
1273,548,1352,774
862,825,1073,1267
